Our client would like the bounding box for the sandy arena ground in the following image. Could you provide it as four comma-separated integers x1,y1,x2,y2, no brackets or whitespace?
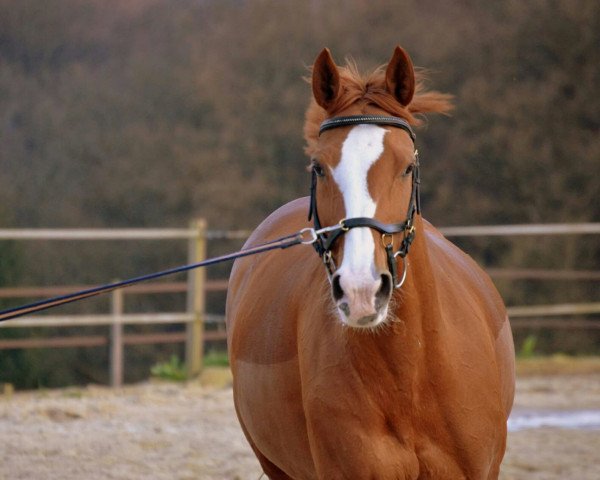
1,367,599,480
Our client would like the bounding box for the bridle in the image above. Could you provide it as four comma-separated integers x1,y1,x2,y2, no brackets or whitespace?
308,114,421,288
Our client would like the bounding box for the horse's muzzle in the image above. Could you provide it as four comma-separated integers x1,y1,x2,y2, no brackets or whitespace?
331,271,393,328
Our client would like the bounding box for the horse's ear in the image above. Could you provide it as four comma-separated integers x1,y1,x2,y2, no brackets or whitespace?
312,48,340,110
385,46,415,106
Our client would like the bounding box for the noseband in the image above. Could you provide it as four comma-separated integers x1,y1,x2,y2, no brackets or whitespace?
308,115,421,288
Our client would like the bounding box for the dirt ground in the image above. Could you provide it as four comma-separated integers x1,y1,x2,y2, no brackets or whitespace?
1,366,599,480
500,372,600,480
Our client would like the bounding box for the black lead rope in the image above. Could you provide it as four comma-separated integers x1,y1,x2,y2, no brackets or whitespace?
0,230,314,323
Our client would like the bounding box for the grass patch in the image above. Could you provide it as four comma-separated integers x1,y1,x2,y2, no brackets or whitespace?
204,350,229,367
150,351,229,383
150,355,187,382
518,334,538,358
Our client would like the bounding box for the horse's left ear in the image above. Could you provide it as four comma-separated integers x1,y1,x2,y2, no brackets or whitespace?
385,46,415,106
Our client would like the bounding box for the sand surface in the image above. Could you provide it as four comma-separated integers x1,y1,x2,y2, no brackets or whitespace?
1,372,599,479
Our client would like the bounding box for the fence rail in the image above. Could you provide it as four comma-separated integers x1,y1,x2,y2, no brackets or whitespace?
438,222,600,237
1,222,599,241
0,228,253,240
0,222,597,386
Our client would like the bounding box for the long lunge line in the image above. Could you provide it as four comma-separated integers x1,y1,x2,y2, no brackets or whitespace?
0,228,318,323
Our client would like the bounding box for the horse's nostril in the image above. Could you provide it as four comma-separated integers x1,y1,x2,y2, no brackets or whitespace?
375,273,393,310
332,274,344,301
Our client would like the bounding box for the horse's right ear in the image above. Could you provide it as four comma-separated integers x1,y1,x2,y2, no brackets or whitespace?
312,48,340,110
385,46,415,106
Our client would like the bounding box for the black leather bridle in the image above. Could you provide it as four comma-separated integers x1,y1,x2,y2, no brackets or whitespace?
308,115,421,288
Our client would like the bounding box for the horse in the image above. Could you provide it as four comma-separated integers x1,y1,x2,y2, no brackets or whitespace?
226,46,515,480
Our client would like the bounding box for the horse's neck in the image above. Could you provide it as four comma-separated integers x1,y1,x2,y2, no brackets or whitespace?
338,232,438,422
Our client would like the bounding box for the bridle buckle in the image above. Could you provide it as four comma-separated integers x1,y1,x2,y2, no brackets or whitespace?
381,233,394,248
299,228,318,245
323,251,337,277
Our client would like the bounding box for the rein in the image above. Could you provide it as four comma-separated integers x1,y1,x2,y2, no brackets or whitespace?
309,114,421,288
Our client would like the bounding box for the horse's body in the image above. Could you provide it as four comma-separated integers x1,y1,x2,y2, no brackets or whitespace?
226,47,515,479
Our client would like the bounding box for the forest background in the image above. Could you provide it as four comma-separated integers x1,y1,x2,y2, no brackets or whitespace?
0,0,598,388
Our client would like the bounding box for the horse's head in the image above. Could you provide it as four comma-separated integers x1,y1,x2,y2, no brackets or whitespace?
305,46,452,329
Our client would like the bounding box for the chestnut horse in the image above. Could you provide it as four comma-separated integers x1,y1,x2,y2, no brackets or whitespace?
226,47,515,479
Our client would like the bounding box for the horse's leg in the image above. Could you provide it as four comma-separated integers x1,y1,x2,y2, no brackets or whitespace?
252,448,294,480
237,416,294,480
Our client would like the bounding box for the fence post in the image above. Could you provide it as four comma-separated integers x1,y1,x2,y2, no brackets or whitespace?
110,287,124,387
186,218,206,378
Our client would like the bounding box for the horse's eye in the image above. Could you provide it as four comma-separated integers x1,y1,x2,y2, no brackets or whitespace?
403,164,414,177
312,161,326,178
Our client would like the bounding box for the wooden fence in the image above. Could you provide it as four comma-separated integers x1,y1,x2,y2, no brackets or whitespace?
0,222,598,386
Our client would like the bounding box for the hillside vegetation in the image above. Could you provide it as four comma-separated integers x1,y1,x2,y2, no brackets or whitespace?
0,0,598,387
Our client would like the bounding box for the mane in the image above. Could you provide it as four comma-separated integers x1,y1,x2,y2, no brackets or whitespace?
304,61,453,158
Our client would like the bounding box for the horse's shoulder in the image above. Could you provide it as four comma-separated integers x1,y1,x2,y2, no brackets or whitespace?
422,219,484,280
422,219,507,332
230,196,311,285
228,197,314,306
243,197,310,247
226,197,316,363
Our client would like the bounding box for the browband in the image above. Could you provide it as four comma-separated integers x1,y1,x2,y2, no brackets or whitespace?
319,115,416,142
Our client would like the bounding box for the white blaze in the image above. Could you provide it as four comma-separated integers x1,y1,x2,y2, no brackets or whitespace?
332,125,387,283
